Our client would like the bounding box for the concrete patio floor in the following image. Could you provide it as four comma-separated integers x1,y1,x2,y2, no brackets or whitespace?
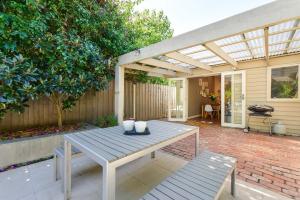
163,118,300,199
0,151,291,200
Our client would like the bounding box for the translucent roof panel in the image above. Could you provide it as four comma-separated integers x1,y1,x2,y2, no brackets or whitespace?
269,32,291,44
215,35,243,46
244,29,264,39
208,60,227,66
252,48,265,58
288,41,300,53
247,38,264,48
221,43,247,53
157,56,193,69
293,30,300,40
177,63,193,68
269,20,296,34
165,58,180,64
179,45,206,54
229,50,252,61
200,56,225,65
187,50,215,59
269,43,287,56
151,19,300,70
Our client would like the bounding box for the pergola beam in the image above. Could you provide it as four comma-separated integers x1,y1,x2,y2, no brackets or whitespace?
242,33,254,58
285,19,300,53
165,52,213,71
204,42,238,67
139,58,192,74
118,0,300,66
114,65,124,124
264,27,270,64
123,63,176,76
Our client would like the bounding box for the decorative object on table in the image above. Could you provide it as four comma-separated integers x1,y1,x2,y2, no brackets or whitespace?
134,121,147,133
209,93,217,104
123,120,135,131
124,127,151,135
123,120,151,135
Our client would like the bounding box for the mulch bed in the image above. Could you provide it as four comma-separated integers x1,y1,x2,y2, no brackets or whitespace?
0,123,83,142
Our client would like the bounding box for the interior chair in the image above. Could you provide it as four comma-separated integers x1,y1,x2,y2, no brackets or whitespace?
204,104,213,120
212,105,221,120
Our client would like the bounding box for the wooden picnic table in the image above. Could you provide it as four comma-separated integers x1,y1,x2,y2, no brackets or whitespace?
63,120,199,200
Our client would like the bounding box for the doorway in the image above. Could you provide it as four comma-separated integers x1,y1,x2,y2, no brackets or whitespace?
187,75,221,123
221,71,246,128
168,78,188,121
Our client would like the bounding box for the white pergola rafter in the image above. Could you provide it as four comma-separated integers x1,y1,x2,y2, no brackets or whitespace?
124,63,176,76
204,42,238,67
264,27,270,64
139,58,192,74
165,52,213,71
117,0,300,66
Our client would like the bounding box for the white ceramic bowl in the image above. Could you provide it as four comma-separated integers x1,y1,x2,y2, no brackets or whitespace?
123,120,135,131
135,121,147,133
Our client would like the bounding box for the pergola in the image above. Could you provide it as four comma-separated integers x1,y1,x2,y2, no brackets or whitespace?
114,0,300,123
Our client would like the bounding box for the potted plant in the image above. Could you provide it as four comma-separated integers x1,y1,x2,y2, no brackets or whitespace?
209,94,217,104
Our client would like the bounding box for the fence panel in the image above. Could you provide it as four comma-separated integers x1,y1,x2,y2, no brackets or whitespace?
0,81,170,131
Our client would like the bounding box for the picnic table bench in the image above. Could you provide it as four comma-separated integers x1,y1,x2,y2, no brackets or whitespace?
140,150,237,200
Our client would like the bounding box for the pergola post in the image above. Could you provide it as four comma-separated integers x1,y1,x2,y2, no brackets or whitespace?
114,65,124,124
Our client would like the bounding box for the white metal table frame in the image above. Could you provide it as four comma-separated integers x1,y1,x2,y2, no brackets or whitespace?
63,121,199,200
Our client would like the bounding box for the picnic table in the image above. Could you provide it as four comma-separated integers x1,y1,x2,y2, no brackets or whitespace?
63,120,199,200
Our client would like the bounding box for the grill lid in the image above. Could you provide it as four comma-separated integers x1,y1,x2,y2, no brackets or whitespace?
248,105,274,113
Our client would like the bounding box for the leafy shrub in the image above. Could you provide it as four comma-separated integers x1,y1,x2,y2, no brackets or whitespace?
0,0,173,128
96,115,118,128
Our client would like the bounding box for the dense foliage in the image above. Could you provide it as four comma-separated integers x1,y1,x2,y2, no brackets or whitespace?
0,54,39,118
0,0,173,127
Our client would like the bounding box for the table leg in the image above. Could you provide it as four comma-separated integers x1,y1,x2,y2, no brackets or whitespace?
64,141,72,200
151,151,156,159
231,168,236,197
102,164,116,200
195,128,200,157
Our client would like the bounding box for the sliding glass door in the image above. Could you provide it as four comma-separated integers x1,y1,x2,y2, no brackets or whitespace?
168,78,188,121
221,71,246,128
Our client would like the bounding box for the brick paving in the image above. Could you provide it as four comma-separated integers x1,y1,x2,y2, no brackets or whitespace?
162,118,300,199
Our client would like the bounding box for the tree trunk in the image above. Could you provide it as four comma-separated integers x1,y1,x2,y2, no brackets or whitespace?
56,103,63,129
50,93,63,129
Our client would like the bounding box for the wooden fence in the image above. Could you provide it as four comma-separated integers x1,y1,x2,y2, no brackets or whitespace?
0,81,170,131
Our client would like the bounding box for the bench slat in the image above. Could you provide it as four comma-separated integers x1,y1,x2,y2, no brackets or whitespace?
140,151,236,200
155,185,187,200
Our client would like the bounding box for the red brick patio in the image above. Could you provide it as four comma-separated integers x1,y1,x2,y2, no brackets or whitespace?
163,118,300,199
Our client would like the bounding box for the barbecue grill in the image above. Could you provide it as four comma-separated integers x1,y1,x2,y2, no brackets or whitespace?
246,105,274,135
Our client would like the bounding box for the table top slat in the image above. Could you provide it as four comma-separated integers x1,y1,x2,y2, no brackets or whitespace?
64,120,198,163
79,132,126,157
67,134,116,161
87,130,139,152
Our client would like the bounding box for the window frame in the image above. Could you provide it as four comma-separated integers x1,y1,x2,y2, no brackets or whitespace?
267,63,300,102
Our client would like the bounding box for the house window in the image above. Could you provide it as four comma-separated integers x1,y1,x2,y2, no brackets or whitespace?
267,65,299,101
